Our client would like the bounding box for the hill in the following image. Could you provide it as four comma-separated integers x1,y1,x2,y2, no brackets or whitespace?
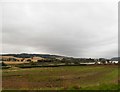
1,53,65,59
111,57,120,61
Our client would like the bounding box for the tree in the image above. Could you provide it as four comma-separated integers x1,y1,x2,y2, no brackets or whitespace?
73,61,80,65
106,59,110,64
99,58,106,64
27,59,31,62
1,62,7,66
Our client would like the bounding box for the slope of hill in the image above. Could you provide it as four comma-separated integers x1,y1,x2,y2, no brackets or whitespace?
1,53,65,59
111,57,120,61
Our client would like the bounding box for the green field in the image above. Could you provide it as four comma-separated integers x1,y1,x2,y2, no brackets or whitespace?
2,65,119,90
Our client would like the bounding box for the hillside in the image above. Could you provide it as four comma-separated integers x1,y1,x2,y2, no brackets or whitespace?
1,53,65,59
111,57,120,61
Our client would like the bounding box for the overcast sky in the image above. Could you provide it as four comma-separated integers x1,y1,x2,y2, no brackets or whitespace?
1,0,118,58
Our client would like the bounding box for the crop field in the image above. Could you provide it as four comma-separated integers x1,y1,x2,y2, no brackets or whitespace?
2,65,119,91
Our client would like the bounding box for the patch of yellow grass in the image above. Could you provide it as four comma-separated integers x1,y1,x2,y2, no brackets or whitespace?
4,61,29,65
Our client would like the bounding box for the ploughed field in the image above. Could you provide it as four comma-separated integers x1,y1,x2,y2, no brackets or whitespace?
2,65,119,90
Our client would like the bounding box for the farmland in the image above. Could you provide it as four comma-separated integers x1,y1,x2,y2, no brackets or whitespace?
2,65,119,91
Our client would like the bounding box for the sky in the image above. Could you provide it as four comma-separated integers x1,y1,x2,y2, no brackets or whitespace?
1,0,118,58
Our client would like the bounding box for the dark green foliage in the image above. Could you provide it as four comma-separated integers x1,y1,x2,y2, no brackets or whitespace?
2,62,8,66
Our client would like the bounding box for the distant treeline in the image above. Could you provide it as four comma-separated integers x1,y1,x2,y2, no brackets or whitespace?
1,53,64,58
1,53,119,64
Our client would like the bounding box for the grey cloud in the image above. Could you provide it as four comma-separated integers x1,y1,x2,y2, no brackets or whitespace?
2,2,118,58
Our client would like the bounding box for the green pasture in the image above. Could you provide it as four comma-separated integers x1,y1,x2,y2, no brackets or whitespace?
2,65,119,90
